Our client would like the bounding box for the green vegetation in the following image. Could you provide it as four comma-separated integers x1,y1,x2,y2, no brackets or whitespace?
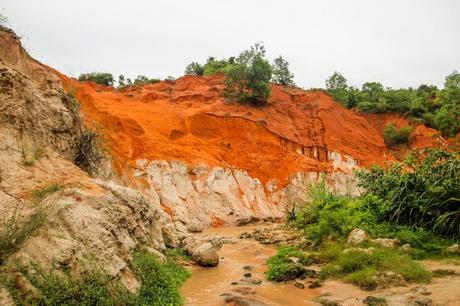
273,149,459,289
131,250,190,305
184,62,205,76
356,149,460,238
0,210,46,265
184,43,296,106
133,75,160,86
225,42,272,105
272,56,295,86
32,184,62,204
324,71,460,137
117,74,132,88
382,123,412,145
318,244,431,290
78,72,114,87
2,251,189,306
266,247,316,281
292,149,459,251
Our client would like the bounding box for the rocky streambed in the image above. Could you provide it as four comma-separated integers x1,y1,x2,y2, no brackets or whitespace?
181,225,320,306
181,224,460,306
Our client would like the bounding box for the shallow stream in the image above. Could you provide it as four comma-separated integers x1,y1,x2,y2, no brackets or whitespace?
181,225,319,306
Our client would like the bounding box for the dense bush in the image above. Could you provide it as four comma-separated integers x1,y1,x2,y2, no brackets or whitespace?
325,71,460,137
132,251,190,305
383,123,412,145
2,251,190,306
357,149,460,238
291,149,459,253
266,247,316,281
78,72,114,86
133,75,160,85
184,62,205,76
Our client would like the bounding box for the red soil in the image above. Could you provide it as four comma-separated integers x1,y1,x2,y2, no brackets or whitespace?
61,74,393,186
1,28,455,187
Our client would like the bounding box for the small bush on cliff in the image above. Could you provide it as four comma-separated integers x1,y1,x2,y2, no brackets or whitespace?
78,72,114,87
74,130,104,176
184,62,205,76
133,75,160,85
383,123,412,146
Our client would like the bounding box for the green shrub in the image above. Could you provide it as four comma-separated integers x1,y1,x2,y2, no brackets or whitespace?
4,263,134,306
357,149,460,237
184,62,205,76
3,251,190,306
319,247,431,289
78,73,114,87
131,250,190,305
383,123,412,145
266,247,315,281
133,75,160,86
0,210,46,265
343,267,378,290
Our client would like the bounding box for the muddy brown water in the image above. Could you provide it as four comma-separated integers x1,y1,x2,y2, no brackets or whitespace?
181,225,319,306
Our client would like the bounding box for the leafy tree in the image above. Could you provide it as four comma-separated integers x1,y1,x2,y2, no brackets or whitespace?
184,62,204,76
361,82,384,98
325,72,349,106
272,56,295,86
78,72,114,86
225,43,272,106
118,75,126,87
434,71,460,137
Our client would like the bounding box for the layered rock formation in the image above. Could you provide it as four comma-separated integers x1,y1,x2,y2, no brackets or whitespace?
0,26,455,304
0,29,183,299
61,70,396,228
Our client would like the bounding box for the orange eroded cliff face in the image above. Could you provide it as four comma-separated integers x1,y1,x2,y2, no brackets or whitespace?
61,74,393,186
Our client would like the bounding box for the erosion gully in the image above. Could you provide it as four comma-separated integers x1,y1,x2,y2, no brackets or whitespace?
181,224,319,306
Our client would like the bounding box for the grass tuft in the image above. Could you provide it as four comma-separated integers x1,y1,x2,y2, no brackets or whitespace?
0,210,46,265
32,184,62,204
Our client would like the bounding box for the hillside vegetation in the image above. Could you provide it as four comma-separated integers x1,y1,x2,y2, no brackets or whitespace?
325,71,460,137
270,149,459,290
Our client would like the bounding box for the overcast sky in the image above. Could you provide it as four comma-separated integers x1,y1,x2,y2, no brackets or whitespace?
2,0,459,88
